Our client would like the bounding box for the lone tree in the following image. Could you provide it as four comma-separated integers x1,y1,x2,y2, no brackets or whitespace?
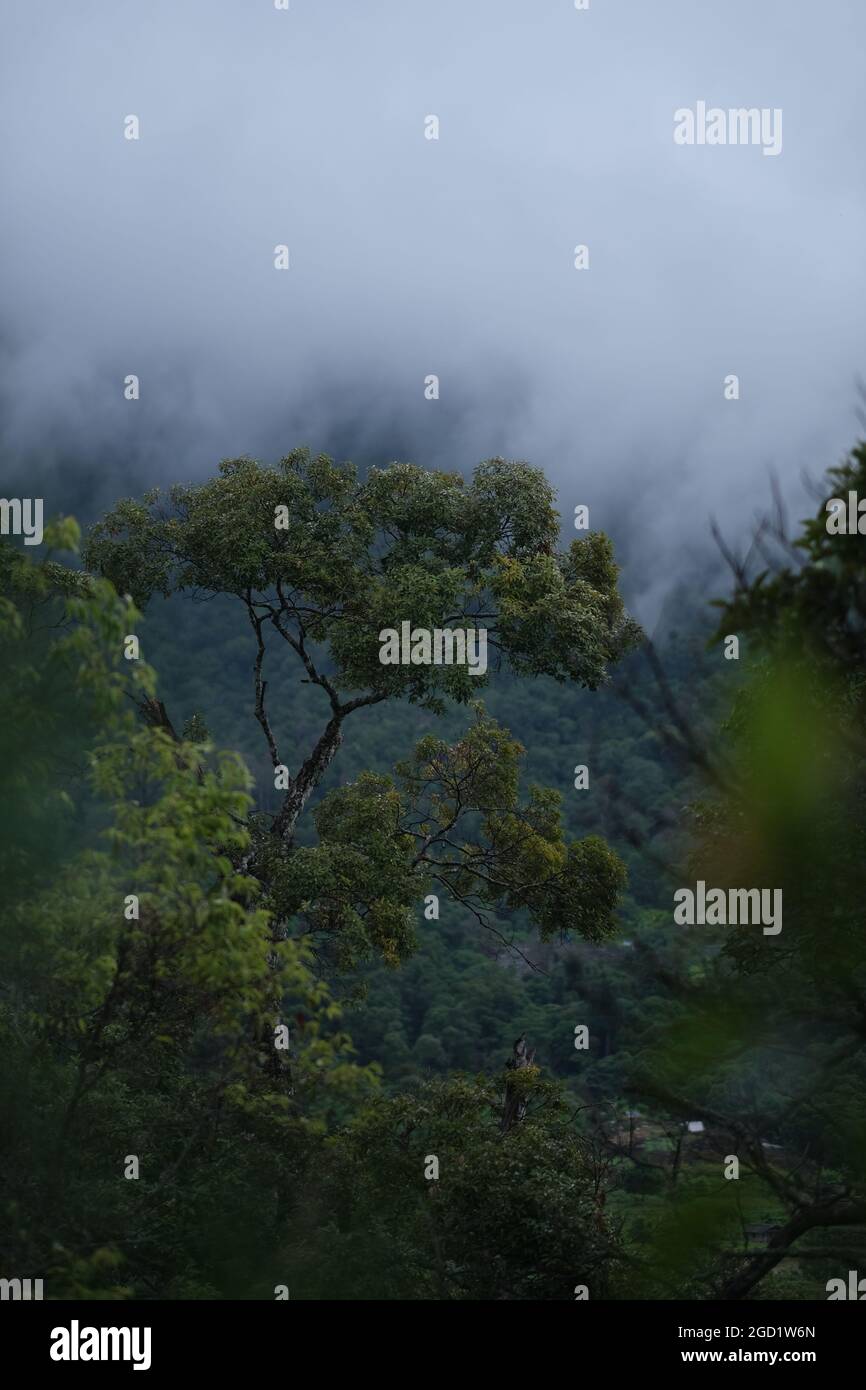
85,450,642,974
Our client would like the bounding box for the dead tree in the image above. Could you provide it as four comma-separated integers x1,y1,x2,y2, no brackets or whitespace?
500,1034,536,1134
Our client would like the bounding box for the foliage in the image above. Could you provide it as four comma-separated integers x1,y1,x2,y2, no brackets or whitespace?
292,1074,619,1301
0,527,375,1299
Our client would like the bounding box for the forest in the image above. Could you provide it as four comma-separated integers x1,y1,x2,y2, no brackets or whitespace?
2,440,865,1302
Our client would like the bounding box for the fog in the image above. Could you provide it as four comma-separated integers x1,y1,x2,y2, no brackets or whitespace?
2,0,865,620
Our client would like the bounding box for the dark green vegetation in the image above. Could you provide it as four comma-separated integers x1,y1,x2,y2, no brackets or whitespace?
2,447,865,1299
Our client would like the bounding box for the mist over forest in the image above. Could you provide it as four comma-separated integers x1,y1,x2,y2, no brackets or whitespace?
3,0,865,619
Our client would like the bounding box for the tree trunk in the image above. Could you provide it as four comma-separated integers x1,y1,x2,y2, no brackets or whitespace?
501,1035,535,1134
272,714,344,843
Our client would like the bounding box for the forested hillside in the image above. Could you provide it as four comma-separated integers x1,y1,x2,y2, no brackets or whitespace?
3,446,865,1301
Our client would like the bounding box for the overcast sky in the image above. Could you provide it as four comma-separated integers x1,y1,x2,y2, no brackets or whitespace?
2,0,865,619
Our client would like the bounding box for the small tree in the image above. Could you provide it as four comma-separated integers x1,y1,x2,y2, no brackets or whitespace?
298,1067,620,1300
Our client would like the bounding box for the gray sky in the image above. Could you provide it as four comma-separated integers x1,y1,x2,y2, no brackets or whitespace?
2,0,865,619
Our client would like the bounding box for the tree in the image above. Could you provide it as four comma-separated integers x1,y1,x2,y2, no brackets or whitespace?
293,1065,620,1300
84,451,641,973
